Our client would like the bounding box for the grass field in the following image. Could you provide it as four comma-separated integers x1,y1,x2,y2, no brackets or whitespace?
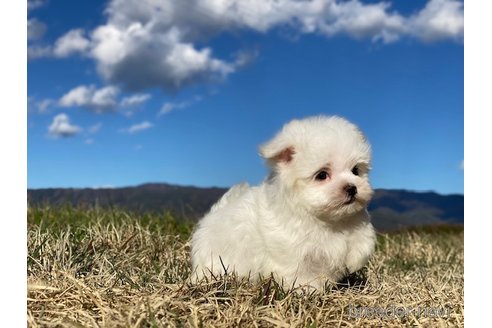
27,207,464,327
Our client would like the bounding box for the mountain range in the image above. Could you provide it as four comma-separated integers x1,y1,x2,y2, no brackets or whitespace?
27,183,464,231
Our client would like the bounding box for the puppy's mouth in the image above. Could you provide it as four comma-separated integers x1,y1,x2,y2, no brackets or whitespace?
343,195,357,205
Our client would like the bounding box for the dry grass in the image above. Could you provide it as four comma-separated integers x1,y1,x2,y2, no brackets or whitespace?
27,207,464,327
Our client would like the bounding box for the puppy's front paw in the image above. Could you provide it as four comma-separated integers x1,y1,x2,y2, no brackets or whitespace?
345,251,370,273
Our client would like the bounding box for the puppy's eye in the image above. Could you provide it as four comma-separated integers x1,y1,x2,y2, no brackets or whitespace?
352,166,359,176
315,171,329,181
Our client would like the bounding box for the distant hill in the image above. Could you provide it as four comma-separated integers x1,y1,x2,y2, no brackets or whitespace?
367,189,463,231
27,183,463,232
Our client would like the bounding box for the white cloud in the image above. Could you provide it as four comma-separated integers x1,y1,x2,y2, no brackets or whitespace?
28,27,91,60
43,0,464,91
120,94,151,107
315,1,406,43
408,0,464,42
89,24,234,91
27,45,52,60
120,94,152,116
96,0,463,44
27,18,47,41
234,49,259,68
159,103,177,115
88,122,102,134
36,98,54,113
28,0,47,11
48,113,82,138
59,85,119,113
53,29,91,57
158,95,203,116
124,121,153,134
459,160,464,170
27,1,50,60
85,138,94,145
58,86,152,116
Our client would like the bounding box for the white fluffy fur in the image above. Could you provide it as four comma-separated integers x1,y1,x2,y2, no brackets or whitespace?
191,115,376,290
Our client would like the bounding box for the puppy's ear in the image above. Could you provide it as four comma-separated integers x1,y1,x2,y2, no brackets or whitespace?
259,136,295,167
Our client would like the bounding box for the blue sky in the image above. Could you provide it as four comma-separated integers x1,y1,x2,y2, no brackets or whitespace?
27,0,464,194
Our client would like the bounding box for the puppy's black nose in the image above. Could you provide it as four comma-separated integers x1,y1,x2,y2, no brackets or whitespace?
344,184,357,197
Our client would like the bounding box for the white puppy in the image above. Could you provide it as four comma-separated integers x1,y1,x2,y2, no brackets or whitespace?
191,115,376,290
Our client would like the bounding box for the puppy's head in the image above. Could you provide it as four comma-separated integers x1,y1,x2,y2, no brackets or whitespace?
260,115,373,220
